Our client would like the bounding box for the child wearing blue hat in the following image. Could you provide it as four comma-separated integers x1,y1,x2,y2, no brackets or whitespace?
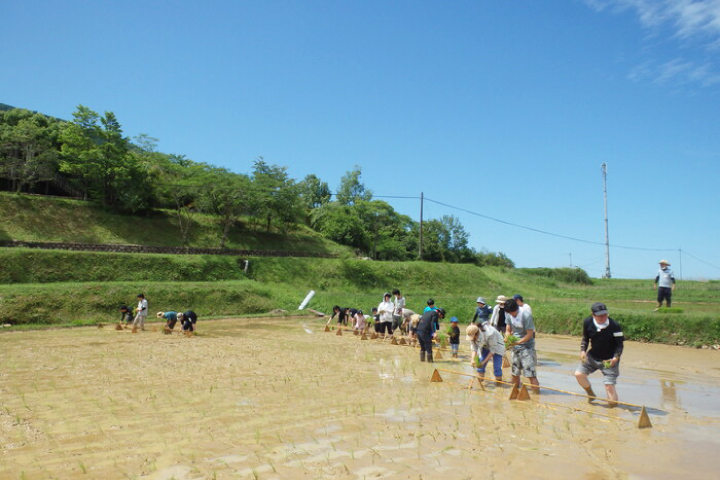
449,317,461,358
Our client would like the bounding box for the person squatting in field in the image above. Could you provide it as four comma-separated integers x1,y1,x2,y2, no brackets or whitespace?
157,311,178,329
376,293,395,336
352,309,366,333
466,321,506,385
417,305,444,363
133,293,148,330
177,310,198,332
575,302,624,407
504,298,540,394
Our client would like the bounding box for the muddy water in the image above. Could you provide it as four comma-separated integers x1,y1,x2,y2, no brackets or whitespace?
1,318,719,479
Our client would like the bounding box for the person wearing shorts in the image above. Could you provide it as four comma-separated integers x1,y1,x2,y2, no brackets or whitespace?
504,298,539,393
574,302,624,407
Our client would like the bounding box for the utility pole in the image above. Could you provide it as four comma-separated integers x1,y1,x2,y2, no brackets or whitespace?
418,192,424,260
602,163,611,278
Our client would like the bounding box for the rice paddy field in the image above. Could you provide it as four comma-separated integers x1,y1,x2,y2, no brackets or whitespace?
1,316,720,480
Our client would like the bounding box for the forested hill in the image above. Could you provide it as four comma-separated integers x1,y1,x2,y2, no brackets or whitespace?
0,103,513,266
0,102,16,111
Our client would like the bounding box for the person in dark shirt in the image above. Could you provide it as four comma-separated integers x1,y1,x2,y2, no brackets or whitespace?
330,306,349,326
417,307,445,363
574,302,624,407
472,297,492,325
449,317,461,358
119,306,133,326
157,311,178,330
177,310,198,332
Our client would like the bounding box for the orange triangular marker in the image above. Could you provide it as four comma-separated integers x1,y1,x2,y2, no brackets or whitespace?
353,330,359,336
361,333,368,340
399,337,407,345
336,328,342,336
131,326,138,333
434,349,443,360
502,355,511,368
391,337,398,345
638,406,653,429
430,369,443,382
324,325,330,332
371,333,378,339
115,323,123,331
517,384,531,401
509,383,519,400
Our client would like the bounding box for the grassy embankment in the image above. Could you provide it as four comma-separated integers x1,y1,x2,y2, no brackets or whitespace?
1,192,718,346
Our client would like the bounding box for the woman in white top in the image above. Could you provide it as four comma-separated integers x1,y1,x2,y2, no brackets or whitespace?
376,292,395,336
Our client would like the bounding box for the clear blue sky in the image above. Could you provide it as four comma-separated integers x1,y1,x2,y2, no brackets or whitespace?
3,0,719,280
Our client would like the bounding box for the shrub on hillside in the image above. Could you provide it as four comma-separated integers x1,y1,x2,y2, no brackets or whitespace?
517,267,593,285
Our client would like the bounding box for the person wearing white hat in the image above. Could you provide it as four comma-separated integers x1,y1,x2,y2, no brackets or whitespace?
489,295,508,333
653,260,675,310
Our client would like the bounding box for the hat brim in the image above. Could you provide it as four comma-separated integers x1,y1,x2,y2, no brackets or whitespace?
593,309,609,316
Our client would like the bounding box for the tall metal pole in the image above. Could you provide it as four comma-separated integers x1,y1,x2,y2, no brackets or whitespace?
602,163,611,278
678,248,683,280
419,192,424,260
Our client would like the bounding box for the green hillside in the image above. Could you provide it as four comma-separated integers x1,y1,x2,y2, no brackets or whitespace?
0,192,351,255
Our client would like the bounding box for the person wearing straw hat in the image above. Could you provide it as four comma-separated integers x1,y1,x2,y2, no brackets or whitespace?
471,297,492,325
574,302,624,407
489,295,508,334
653,260,676,310
157,311,178,330
466,322,505,385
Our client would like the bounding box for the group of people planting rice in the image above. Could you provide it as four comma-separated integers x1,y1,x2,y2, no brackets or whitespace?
118,293,198,333
332,291,625,406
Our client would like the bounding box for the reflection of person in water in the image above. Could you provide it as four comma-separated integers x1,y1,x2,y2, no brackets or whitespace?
660,380,678,408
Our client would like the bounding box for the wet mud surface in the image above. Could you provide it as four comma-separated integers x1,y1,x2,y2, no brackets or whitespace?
1,317,719,479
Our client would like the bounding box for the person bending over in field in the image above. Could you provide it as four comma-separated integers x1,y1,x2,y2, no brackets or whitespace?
177,310,198,332
466,322,505,385
400,308,416,336
157,311,178,330
575,302,624,407
416,306,444,362
504,298,539,394
352,309,366,333
119,305,133,326
330,306,350,326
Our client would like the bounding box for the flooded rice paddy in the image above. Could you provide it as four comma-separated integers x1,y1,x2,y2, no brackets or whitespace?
1,317,719,479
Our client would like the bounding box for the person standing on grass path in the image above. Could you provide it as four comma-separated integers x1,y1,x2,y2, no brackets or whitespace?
654,260,676,310
575,302,624,407
504,298,539,394
133,293,148,331
392,289,405,333
472,297,492,325
376,292,395,336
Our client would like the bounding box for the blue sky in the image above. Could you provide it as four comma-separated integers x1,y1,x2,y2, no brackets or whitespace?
2,0,719,280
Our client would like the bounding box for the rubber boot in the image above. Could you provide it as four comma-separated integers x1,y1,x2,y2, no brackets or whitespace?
427,351,434,364
583,385,596,404
420,351,426,362
495,376,503,387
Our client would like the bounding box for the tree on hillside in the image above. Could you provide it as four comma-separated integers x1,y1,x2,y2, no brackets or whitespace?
198,168,252,248
249,158,303,232
298,174,331,209
0,109,60,193
59,106,147,210
310,202,369,252
336,166,372,206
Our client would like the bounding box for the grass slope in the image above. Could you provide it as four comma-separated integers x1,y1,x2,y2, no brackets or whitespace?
0,192,351,255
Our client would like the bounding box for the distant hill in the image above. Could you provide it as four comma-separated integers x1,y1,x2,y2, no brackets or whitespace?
0,102,16,111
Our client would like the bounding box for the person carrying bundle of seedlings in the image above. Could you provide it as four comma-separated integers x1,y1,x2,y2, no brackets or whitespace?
574,302,624,407
466,322,505,385
177,310,198,332
157,311,178,330
504,298,539,393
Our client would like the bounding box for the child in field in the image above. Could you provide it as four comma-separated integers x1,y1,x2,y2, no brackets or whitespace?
353,309,366,333
119,305,133,326
449,317,461,358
